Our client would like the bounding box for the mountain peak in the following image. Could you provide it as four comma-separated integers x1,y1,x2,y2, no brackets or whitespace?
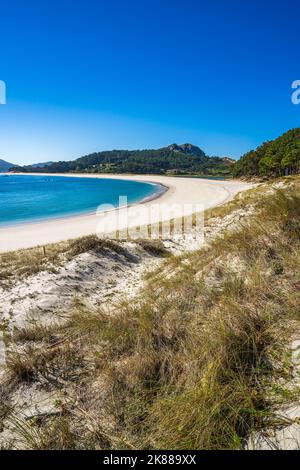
167,143,206,157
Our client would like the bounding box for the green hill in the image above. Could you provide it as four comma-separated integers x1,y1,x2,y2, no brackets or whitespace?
233,128,300,178
0,158,16,172
12,144,234,176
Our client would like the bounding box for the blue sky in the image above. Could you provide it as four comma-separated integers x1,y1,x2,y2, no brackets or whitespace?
0,0,299,165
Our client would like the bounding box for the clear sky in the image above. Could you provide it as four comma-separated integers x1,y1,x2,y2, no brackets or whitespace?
0,0,299,165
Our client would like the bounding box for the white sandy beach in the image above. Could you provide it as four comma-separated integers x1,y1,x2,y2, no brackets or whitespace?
0,174,254,253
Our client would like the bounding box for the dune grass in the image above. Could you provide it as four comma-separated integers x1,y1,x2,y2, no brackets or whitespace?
1,178,300,449
0,236,122,286
0,235,170,288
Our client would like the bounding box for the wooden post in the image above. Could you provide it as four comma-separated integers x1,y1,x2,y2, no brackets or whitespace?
181,217,185,240
170,219,174,238
136,226,140,240
159,221,163,239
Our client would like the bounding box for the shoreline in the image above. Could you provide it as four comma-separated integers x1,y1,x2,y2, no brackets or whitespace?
0,174,168,229
0,173,255,253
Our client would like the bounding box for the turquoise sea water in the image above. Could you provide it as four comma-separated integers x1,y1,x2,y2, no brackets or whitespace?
0,175,160,226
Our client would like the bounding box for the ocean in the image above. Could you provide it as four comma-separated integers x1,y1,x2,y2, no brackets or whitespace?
0,175,159,226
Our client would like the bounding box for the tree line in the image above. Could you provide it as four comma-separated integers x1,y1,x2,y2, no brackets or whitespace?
12,147,233,176
233,128,300,178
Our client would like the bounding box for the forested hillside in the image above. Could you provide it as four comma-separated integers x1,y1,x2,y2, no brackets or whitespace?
11,144,234,176
0,159,15,172
233,129,300,178
11,130,300,180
